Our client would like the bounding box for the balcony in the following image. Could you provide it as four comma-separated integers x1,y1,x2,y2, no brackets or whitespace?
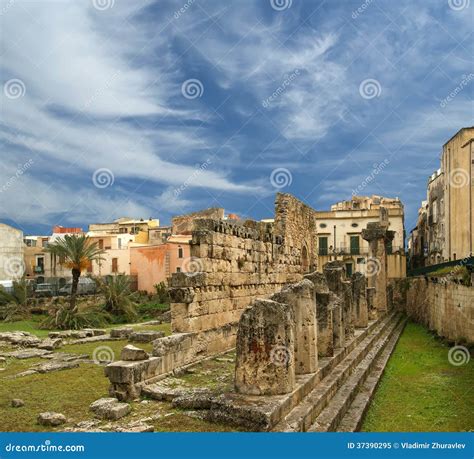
34,266,44,274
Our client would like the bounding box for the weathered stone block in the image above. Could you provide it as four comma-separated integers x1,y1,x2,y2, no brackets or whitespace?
235,299,295,395
121,345,149,361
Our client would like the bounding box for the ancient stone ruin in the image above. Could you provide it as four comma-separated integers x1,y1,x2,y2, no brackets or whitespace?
105,193,407,432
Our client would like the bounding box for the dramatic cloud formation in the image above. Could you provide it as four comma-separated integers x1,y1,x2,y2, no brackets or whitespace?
0,0,472,235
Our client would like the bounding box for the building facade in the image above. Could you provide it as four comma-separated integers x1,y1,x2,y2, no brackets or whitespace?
314,196,406,278
0,223,24,281
409,127,474,268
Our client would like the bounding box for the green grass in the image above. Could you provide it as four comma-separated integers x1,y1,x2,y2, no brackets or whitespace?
0,318,52,337
362,322,474,432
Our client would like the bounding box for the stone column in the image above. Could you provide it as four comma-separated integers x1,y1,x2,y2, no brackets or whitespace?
342,280,355,338
323,261,348,347
361,221,395,314
366,287,377,320
272,279,318,374
314,292,334,357
351,272,368,328
235,299,295,395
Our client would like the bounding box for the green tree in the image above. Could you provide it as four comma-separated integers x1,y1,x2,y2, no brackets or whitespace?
45,234,104,313
95,274,138,322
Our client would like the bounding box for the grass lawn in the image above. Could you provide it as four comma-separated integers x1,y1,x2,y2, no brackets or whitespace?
362,322,474,432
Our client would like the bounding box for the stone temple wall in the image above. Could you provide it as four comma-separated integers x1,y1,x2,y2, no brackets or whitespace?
169,193,320,339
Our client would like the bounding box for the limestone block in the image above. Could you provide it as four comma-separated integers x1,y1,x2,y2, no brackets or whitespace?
110,328,133,339
272,279,318,374
37,412,66,426
121,345,149,361
235,299,295,395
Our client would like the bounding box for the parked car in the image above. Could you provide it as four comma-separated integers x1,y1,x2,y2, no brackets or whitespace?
35,283,54,297
58,277,96,296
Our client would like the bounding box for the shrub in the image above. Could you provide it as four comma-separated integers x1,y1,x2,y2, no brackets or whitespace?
0,279,31,321
95,275,138,322
153,282,170,305
42,304,110,330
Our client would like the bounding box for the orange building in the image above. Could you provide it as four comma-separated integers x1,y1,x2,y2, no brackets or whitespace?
130,236,191,292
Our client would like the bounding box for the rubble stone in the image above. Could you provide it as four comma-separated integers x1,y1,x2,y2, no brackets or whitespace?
37,412,66,426
121,345,149,361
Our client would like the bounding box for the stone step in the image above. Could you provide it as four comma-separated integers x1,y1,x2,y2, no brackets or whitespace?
336,317,407,432
207,313,395,431
307,316,406,432
272,312,401,432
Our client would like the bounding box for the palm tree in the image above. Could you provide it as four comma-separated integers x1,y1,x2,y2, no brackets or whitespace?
45,234,104,312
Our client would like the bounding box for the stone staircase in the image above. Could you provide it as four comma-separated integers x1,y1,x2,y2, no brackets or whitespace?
272,312,406,432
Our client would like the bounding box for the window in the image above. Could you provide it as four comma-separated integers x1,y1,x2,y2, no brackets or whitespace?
178,246,183,258
319,223,327,229
356,257,365,264
386,240,393,254
98,239,104,249
345,263,353,277
351,223,359,228
176,267,181,273
112,258,118,273
432,199,438,223
350,236,360,255
318,237,328,256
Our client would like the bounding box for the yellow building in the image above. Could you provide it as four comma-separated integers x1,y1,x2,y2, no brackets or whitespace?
442,127,474,261
314,196,406,278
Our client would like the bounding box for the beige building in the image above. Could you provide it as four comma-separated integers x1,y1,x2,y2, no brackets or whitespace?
0,223,24,281
409,127,474,268
314,196,406,278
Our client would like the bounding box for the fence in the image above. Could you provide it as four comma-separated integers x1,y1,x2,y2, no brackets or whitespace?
407,256,474,277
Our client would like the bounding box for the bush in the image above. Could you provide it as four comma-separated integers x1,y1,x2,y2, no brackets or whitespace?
95,275,138,322
153,282,170,304
41,304,110,330
0,279,31,321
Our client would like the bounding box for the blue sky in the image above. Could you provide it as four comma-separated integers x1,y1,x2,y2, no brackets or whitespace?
0,0,473,237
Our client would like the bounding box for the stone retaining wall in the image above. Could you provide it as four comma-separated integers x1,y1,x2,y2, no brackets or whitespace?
390,277,474,344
